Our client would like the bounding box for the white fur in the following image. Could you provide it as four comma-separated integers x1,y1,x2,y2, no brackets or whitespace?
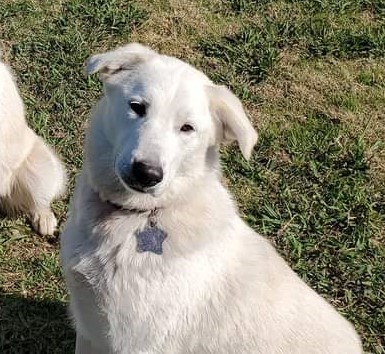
0,60,66,235
60,43,362,353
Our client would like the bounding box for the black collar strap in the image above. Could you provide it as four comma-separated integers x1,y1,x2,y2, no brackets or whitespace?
105,198,153,214
103,197,161,220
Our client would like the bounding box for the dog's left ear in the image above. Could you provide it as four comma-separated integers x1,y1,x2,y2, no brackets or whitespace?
206,85,258,160
85,43,156,80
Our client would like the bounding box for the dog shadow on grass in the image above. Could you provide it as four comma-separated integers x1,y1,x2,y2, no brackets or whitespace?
0,292,75,354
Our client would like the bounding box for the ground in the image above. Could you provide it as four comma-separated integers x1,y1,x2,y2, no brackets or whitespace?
0,0,384,353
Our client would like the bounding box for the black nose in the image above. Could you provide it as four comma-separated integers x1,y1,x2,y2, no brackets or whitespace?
131,160,163,188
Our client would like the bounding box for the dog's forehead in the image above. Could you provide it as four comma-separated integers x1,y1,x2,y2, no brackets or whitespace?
122,57,210,103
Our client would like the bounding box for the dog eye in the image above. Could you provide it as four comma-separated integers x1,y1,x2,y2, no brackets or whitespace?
180,124,195,133
129,101,146,117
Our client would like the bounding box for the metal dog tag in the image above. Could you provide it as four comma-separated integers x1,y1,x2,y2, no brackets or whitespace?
135,209,166,255
135,226,167,255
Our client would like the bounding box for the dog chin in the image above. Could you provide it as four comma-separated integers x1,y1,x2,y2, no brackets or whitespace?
120,180,165,198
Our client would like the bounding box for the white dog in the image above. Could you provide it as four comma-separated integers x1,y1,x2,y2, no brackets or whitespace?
0,58,66,235
60,44,362,353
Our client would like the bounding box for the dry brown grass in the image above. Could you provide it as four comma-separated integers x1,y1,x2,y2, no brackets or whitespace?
256,54,385,180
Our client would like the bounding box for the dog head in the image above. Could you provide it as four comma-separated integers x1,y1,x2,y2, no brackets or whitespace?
85,43,257,208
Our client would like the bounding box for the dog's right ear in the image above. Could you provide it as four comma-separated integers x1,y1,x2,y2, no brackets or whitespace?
85,43,156,80
206,85,258,160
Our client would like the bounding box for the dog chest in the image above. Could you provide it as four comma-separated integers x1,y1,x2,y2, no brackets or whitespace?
67,225,233,352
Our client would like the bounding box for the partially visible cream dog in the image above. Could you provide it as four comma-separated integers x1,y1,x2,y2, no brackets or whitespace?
61,43,362,353
0,57,66,235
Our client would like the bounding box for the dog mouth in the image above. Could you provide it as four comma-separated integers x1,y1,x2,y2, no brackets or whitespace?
126,182,150,194
116,173,160,195
117,175,151,194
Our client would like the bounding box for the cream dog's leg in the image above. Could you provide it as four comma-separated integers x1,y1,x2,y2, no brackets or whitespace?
12,138,65,235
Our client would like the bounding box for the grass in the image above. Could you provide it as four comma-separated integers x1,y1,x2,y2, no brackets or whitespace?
0,0,384,353
200,0,385,96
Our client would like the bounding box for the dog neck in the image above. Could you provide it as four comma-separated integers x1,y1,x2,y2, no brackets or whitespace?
103,198,163,228
104,197,158,215
94,188,167,255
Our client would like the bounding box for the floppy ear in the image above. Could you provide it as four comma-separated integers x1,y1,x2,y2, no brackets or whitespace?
85,43,156,80
206,85,258,160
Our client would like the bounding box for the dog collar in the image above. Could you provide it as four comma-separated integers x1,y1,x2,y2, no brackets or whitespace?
104,198,167,255
105,198,152,214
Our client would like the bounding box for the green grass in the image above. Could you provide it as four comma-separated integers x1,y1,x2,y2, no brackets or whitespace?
0,0,384,353
357,66,385,87
200,0,385,97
